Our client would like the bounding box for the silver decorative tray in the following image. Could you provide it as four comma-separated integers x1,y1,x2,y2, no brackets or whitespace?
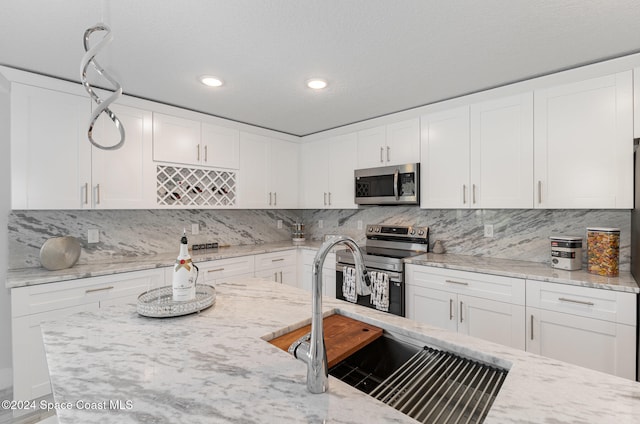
137,285,216,318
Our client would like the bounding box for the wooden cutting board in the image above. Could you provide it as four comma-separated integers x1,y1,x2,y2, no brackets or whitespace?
269,314,383,368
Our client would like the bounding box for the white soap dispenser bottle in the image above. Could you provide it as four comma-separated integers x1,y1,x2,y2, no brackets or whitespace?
172,229,198,301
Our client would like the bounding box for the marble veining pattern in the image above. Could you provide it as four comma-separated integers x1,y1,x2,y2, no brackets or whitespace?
41,279,640,424
9,208,631,273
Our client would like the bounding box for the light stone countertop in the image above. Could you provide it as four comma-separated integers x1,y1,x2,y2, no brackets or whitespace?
41,278,640,424
405,253,640,294
7,240,638,294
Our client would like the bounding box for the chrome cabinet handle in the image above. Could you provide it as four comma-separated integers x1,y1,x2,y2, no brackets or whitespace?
204,145,208,162
328,192,331,206
459,301,463,323
323,192,327,206
538,180,542,204
269,192,272,206
386,146,390,162
85,286,114,294
445,279,469,286
274,272,278,282
530,314,534,340
207,268,225,273
462,185,467,204
272,258,285,262
449,298,453,320
96,184,101,205
558,297,595,306
380,147,384,163
393,168,399,200
84,183,89,205
472,184,476,204
273,192,277,206
197,144,201,161
279,271,283,283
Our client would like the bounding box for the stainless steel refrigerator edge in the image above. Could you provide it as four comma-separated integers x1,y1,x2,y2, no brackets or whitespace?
630,139,640,381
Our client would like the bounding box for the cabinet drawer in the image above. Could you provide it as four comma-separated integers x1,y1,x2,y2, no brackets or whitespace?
301,249,335,270
406,264,525,305
11,269,164,317
254,250,297,270
526,280,636,325
199,255,255,283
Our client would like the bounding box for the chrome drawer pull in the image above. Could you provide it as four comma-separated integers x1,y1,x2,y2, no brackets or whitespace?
207,268,225,273
272,258,285,262
449,298,453,320
445,279,469,286
85,286,114,294
459,301,463,323
530,315,534,340
558,297,595,306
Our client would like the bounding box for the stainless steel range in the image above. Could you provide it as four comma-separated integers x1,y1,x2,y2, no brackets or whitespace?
335,224,429,316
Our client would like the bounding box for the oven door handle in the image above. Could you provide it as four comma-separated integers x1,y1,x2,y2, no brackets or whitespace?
393,168,400,200
335,264,402,282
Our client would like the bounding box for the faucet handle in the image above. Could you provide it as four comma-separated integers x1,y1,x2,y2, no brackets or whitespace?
362,269,371,286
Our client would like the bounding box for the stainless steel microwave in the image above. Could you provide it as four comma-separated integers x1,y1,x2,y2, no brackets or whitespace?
354,163,419,205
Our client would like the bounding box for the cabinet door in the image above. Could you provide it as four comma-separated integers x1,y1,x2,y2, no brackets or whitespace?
405,284,457,332
152,112,200,166
11,84,90,209
238,132,270,208
12,304,99,401
534,71,633,208
270,139,299,208
327,133,358,208
356,126,387,168
635,67,640,139
470,93,534,208
458,295,525,350
385,118,420,166
420,107,470,208
201,122,240,169
526,307,636,380
92,103,155,209
299,141,329,208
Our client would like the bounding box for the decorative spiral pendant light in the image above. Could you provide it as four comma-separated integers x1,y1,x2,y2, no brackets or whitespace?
80,23,125,150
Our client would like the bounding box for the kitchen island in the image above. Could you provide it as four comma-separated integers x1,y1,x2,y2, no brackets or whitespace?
41,278,640,423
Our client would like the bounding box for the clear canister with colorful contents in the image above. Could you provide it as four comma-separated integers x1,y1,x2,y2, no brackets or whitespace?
586,227,620,277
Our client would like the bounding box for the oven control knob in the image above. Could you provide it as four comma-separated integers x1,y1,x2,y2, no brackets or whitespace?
375,227,380,233
368,227,373,232
418,230,425,236
410,229,416,235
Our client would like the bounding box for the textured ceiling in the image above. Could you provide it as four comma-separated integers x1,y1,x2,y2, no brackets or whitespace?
1,0,640,136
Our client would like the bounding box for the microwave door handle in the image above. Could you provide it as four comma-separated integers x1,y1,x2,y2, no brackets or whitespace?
393,168,399,200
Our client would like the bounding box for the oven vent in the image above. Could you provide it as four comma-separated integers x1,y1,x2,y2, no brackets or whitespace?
369,346,507,424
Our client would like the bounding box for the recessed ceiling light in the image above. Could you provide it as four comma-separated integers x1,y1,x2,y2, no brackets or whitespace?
307,79,328,90
200,76,223,87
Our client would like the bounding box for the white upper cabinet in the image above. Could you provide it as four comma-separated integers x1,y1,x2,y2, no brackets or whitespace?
356,118,420,168
238,132,299,209
470,93,534,208
10,84,154,209
299,133,357,209
534,71,633,208
153,113,240,170
91,103,155,209
420,106,470,208
11,83,90,209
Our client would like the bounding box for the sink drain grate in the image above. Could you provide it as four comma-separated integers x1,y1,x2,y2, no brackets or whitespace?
369,346,507,424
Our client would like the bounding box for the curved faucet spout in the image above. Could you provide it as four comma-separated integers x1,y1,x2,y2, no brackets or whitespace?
291,236,369,394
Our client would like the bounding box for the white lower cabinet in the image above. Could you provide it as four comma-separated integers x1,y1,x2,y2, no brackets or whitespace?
254,250,298,286
11,269,164,401
299,249,336,298
526,279,636,380
405,265,526,350
165,255,255,286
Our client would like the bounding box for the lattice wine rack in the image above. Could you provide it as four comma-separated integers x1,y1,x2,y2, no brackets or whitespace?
157,165,237,207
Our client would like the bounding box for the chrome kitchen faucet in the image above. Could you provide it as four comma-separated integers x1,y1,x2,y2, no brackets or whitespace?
290,236,370,394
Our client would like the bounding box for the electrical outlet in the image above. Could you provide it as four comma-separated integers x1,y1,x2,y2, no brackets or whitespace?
277,220,283,229
88,229,99,244
357,220,363,230
484,224,494,238
318,220,324,229
191,223,199,235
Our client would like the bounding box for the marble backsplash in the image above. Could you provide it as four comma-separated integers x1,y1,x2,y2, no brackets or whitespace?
7,207,631,271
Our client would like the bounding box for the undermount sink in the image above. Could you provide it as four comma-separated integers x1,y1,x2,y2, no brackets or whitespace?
266,311,509,424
